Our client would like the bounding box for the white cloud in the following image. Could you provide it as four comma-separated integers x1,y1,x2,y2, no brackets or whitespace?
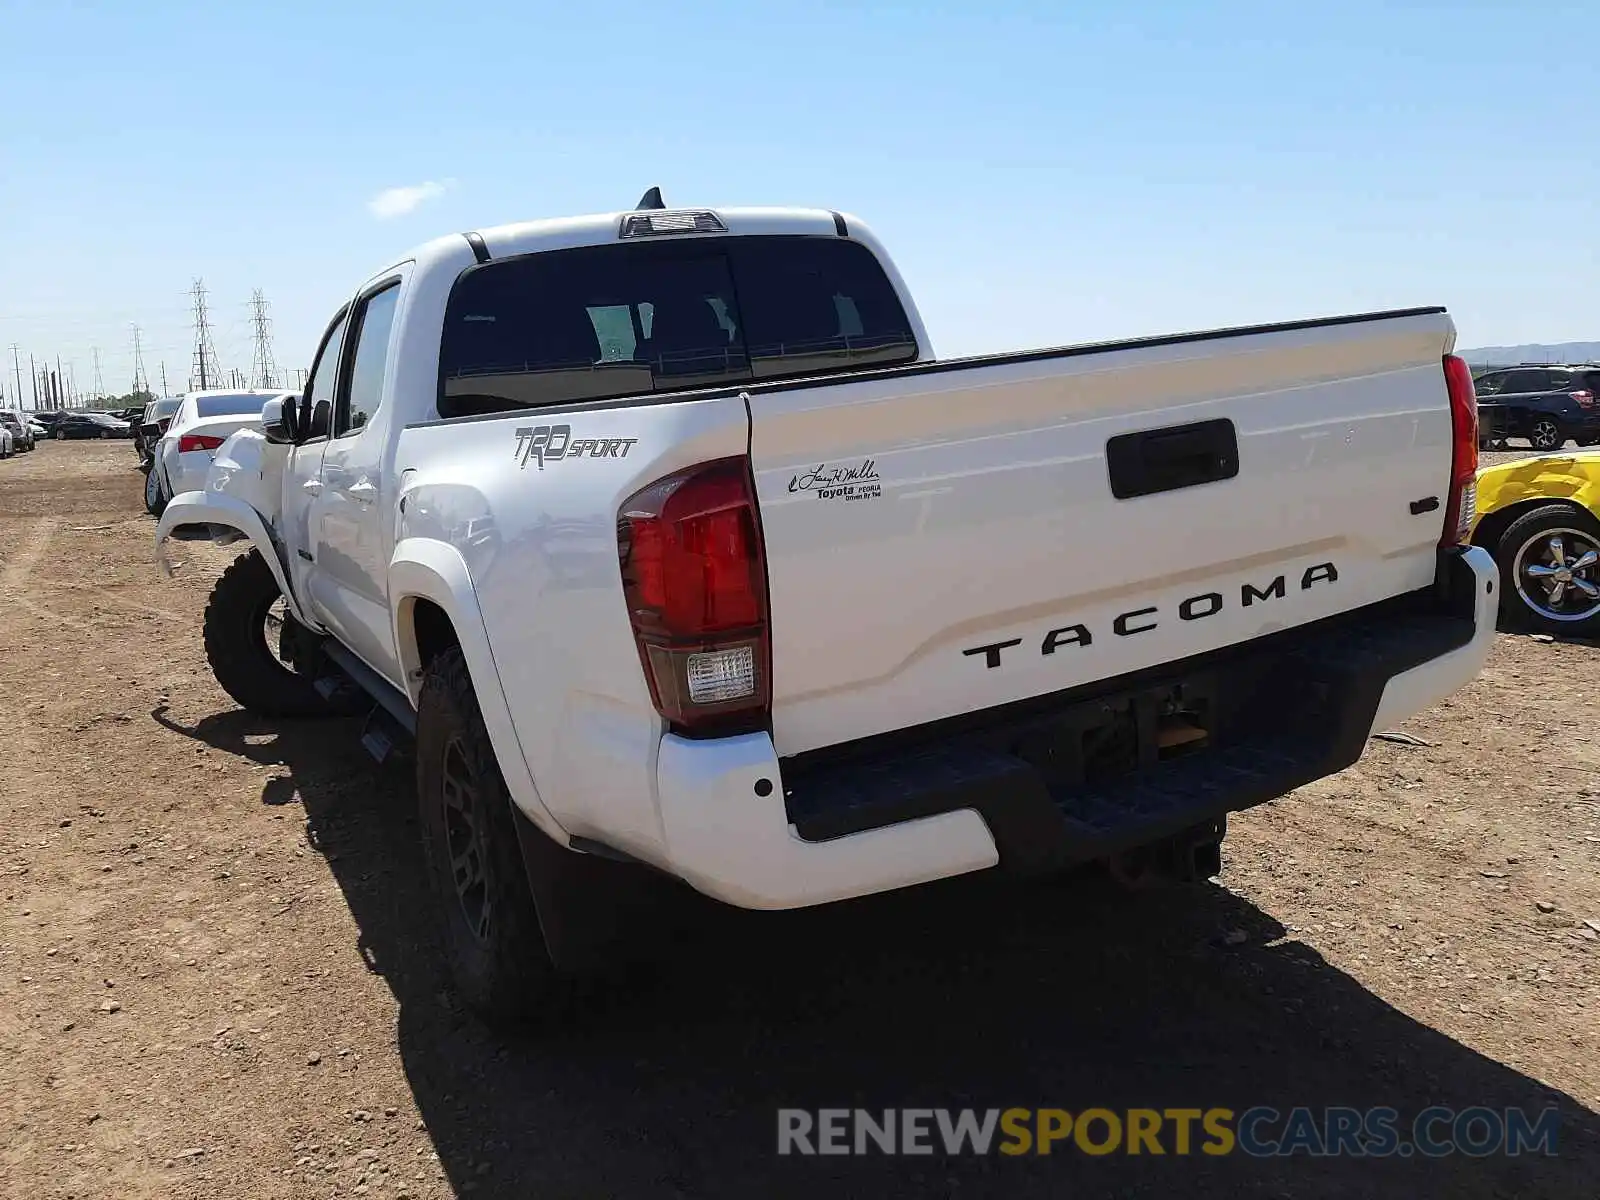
367,178,456,219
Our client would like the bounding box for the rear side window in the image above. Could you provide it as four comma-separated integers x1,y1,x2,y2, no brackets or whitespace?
1501,369,1552,393
1473,372,1505,396
339,283,401,434
437,235,916,415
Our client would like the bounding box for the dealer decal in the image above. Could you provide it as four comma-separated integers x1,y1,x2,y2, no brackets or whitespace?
513,424,638,470
788,458,882,502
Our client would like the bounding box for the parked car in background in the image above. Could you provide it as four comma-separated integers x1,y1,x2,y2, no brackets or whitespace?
1470,449,1600,635
1474,365,1600,452
53,411,133,440
148,389,284,515
134,397,183,467
1,411,36,452
30,411,67,437
0,422,12,458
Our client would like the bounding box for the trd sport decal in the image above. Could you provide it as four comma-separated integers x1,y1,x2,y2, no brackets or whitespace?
514,424,638,470
961,563,1339,668
788,458,882,502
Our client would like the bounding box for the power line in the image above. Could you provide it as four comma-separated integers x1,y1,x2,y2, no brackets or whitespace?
130,324,149,394
189,279,221,391
248,289,279,389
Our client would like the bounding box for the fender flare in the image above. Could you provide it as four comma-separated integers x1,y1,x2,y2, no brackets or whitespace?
389,538,568,845
154,491,319,630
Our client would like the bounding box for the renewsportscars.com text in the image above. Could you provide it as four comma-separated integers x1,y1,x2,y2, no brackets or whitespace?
776,1106,1560,1158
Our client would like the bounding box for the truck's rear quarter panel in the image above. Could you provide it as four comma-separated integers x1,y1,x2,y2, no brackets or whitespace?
395,396,749,856
749,310,1458,757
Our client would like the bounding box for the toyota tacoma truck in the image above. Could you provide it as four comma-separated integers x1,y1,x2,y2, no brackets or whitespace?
155,190,1499,1021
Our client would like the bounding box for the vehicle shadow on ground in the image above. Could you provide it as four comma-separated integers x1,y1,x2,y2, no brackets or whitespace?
162,709,1600,1200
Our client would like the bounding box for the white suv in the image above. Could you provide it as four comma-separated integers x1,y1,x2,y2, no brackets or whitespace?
0,411,34,453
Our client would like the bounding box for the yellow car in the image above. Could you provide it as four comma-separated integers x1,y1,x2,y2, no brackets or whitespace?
1471,451,1600,635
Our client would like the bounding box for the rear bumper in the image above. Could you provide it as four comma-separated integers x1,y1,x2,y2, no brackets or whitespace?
652,546,1499,910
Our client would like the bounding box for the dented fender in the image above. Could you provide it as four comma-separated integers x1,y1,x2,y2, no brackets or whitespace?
154,490,319,631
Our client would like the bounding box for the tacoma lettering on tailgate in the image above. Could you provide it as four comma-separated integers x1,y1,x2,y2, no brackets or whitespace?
961,563,1339,669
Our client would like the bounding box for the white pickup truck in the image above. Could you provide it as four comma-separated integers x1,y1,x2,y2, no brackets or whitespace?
156,191,1498,1021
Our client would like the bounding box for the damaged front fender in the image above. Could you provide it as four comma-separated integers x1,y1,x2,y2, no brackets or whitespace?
154,490,318,631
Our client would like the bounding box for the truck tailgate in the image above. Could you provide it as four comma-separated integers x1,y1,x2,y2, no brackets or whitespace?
747,308,1459,757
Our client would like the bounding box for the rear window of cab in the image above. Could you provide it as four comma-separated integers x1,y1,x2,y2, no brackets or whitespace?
436,235,917,415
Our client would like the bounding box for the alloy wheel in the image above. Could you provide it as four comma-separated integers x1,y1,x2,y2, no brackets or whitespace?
1529,419,1562,451
1513,527,1600,624
440,738,493,944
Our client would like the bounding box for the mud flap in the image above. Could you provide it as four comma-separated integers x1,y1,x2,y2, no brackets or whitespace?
510,804,691,975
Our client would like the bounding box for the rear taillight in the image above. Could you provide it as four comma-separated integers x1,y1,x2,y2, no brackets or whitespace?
178,433,225,453
618,457,770,735
1572,389,1594,408
1441,354,1479,546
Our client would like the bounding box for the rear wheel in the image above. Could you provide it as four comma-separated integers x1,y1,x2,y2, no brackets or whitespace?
143,466,167,517
1493,505,1600,636
416,648,560,1023
1528,418,1566,452
203,549,333,716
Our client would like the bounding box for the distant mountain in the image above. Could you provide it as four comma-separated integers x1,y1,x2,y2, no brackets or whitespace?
1459,342,1600,367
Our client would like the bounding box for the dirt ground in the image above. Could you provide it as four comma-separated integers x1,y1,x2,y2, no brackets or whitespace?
2,441,1597,1200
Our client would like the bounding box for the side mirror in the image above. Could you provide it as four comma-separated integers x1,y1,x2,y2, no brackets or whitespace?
261,395,301,445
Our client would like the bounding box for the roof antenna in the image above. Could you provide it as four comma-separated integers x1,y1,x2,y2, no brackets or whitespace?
635,186,666,211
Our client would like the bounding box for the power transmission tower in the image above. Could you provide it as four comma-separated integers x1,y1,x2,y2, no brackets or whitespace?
188,279,221,391
130,324,149,395
248,289,279,388
92,347,105,400
9,345,21,410
160,361,170,397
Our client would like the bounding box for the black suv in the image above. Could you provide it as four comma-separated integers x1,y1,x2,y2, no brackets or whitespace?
1473,364,1600,452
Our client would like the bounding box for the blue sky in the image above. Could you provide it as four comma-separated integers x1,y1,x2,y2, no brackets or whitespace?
1,0,1594,404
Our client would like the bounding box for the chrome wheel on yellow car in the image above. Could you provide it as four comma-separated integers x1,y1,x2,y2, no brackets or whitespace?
1493,505,1600,636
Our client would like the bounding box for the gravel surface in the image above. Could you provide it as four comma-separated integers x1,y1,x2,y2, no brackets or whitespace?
1,441,1596,1199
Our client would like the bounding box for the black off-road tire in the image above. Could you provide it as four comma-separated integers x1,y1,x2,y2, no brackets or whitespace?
203,549,331,717
416,648,560,1024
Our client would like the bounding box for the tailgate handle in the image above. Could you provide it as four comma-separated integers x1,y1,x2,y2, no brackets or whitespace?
1105,418,1239,500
